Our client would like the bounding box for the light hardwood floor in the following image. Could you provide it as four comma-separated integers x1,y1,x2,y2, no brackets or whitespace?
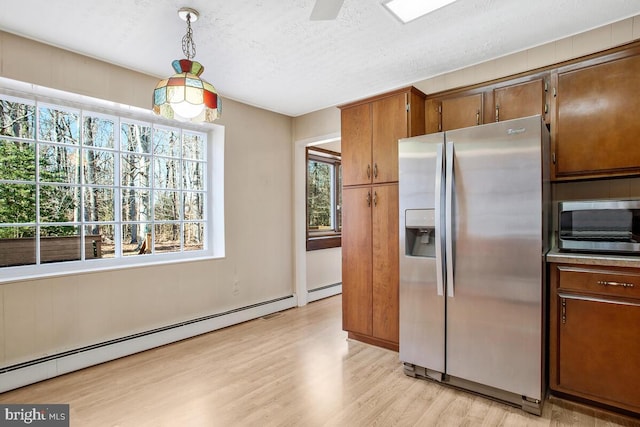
1,295,638,426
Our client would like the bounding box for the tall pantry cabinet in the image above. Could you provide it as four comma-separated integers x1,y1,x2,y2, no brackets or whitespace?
339,87,426,351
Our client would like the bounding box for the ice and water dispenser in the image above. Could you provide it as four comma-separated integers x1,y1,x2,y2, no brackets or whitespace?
404,209,436,258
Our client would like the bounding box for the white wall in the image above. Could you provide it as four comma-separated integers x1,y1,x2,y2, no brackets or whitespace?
306,248,341,290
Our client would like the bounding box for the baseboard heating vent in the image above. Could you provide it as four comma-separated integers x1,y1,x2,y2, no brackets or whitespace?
308,282,342,302
0,294,296,393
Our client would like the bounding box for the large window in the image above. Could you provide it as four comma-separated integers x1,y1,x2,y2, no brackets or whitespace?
306,147,341,250
0,94,210,275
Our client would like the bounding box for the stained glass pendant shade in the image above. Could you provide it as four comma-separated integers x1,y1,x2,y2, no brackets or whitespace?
153,8,221,123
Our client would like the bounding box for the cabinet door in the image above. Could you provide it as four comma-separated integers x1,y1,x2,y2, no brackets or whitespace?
494,79,545,122
557,296,640,412
371,184,399,343
441,94,482,131
341,103,372,187
425,98,442,134
342,186,373,336
555,54,640,178
372,93,407,184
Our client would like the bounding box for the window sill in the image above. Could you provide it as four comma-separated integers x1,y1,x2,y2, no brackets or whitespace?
306,235,341,251
0,250,221,285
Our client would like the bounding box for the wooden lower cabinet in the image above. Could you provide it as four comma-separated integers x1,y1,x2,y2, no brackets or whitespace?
342,184,399,350
549,263,640,414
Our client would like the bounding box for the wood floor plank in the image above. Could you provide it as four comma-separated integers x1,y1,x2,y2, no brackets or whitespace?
0,295,638,426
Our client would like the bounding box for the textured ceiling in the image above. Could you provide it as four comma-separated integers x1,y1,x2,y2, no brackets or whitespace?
1,0,640,117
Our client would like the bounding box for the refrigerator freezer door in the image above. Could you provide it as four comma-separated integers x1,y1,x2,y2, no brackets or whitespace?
444,116,545,400
399,133,446,373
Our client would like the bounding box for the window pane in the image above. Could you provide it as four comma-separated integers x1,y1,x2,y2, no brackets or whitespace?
307,160,333,231
38,106,79,144
154,190,180,221
184,192,204,220
121,122,151,153
0,226,36,267
0,140,36,181
83,187,115,222
39,185,80,223
154,127,180,157
183,132,205,160
184,223,204,251
85,224,115,259
154,223,181,254
83,149,114,185
122,224,151,256
154,157,180,189
121,154,151,188
40,144,80,184
83,115,115,149
183,160,204,190
0,99,35,139
121,189,150,222
40,225,81,264
0,184,36,223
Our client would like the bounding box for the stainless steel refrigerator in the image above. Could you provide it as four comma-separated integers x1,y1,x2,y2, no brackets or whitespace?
398,115,550,415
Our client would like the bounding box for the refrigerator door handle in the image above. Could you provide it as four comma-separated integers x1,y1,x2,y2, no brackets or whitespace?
445,141,455,297
434,142,445,296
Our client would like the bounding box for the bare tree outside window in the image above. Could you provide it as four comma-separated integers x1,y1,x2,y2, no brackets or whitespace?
0,95,209,269
306,147,341,251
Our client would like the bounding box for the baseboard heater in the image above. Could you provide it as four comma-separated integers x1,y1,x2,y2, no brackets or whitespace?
307,282,342,302
0,294,296,393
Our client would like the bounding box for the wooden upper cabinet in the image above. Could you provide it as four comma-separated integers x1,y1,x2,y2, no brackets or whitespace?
494,78,546,123
553,50,640,179
341,87,426,187
372,93,407,184
341,102,372,187
441,94,482,131
425,75,549,134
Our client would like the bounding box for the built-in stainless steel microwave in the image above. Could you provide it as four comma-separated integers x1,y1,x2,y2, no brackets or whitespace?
558,199,640,254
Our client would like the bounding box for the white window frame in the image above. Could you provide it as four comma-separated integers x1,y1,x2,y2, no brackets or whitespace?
0,78,225,283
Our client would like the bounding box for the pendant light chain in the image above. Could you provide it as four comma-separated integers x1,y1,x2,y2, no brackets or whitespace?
182,13,196,60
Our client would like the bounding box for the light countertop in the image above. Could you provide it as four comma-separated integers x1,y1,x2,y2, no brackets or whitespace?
546,248,640,268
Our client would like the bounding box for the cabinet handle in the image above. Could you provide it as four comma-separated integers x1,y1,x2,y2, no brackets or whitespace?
373,163,378,179
597,280,635,288
476,109,480,125
561,298,566,324
373,191,378,207
495,105,499,122
367,164,371,179
366,191,371,207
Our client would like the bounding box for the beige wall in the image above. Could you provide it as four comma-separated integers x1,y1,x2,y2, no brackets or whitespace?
0,31,294,367
414,16,640,95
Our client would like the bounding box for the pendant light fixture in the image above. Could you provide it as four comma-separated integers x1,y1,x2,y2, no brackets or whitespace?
153,7,221,123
